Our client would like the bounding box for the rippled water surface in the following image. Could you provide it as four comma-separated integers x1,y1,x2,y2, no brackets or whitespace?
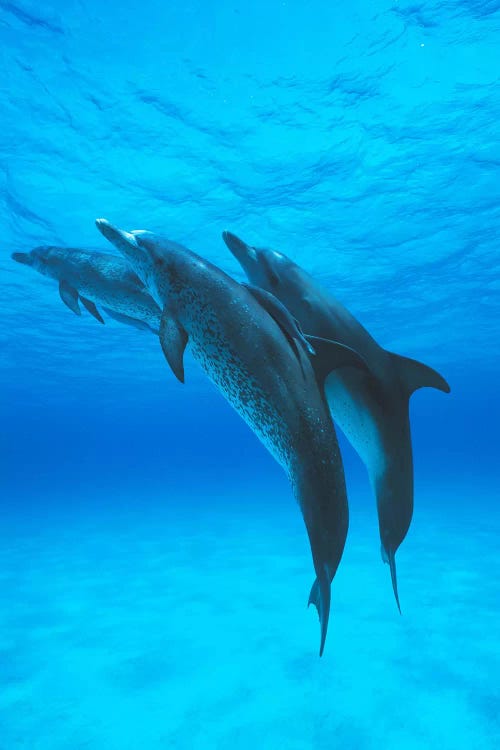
1,2,499,748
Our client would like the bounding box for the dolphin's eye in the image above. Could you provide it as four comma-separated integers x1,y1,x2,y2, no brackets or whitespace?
268,269,279,288
259,253,280,289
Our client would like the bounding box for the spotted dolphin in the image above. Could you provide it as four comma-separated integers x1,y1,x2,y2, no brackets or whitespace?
96,219,369,656
11,246,161,333
223,231,451,612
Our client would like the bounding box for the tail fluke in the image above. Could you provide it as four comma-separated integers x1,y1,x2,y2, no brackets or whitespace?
382,545,402,614
307,565,331,657
390,352,450,397
308,578,319,609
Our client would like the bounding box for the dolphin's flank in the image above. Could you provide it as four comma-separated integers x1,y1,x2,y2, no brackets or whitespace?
223,229,450,612
96,218,368,656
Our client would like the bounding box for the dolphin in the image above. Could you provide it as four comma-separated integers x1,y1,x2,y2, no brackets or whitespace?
11,246,161,333
222,231,451,613
96,219,369,656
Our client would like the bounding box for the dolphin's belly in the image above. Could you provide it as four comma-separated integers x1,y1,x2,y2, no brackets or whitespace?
187,327,294,472
325,370,387,483
77,280,160,329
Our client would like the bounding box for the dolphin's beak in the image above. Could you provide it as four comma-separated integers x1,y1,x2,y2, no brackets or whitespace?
95,219,156,298
222,231,257,267
11,252,31,265
95,219,145,273
95,219,140,262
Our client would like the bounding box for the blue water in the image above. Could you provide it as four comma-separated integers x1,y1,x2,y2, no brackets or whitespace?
1,1,499,748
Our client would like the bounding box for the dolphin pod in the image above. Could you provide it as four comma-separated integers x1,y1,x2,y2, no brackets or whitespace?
95,219,373,656
222,231,451,612
10,221,450,654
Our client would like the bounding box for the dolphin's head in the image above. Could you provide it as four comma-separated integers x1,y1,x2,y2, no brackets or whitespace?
96,219,185,307
11,246,60,276
96,218,156,289
222,230,303,305
222,231,286,288
223,231,325,330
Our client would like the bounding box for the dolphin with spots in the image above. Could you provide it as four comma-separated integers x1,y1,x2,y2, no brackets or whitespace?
96,218,369,656
222,231,451,612
11,246,161,333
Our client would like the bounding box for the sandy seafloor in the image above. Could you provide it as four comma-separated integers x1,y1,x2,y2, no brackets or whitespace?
1,489,498,750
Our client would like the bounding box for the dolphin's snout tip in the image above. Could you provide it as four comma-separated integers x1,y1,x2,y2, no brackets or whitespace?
96,219,136,243
222,231,252,263
96,219,141,260
95,218,113,239
11,251,29,265
95,218,114,236
222,230,242,250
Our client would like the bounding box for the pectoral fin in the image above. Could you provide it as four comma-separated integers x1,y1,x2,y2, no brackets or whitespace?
59,280,81,316
102,307,158,334
80,296,105,324
243,283,315,361
306,335,370,384
159,307,188,383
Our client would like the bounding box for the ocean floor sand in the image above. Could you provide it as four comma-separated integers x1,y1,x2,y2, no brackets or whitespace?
0,491,498,750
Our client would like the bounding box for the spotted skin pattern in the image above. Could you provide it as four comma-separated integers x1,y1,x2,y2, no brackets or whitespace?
15,246,161,330
99,226,350,656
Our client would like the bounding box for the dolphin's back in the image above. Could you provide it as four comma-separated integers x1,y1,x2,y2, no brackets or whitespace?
228,240,450,613
173,261,350,654
95,225,353,655
54,248,144,290
180,274,320,470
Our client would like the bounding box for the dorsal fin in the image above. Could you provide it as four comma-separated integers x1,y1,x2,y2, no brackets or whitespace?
242,283,315,362
390,353,450,397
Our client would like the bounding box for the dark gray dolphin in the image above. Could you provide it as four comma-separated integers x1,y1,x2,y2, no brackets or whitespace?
11,246,161,333
223,231,451,612
96,219,368,656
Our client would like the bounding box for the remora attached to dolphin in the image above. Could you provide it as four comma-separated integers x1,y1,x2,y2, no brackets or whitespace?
12,246,161,333
96,218,369,656
223,231,451,612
